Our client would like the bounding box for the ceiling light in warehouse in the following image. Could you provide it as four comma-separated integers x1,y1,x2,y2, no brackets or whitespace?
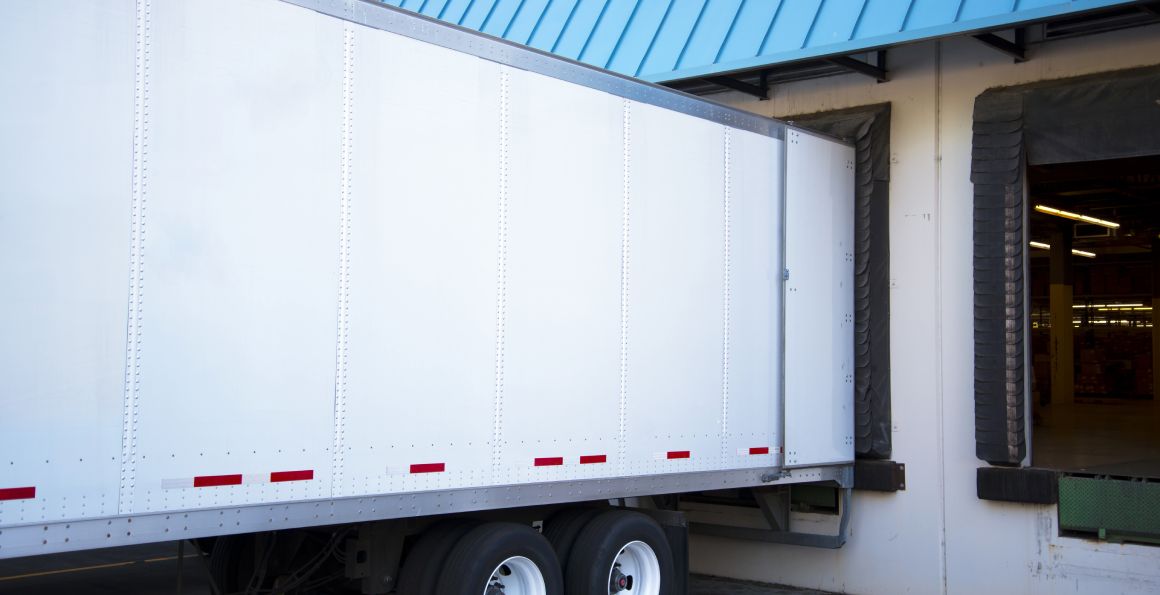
1029,240,1096,258
1034,205,1120,229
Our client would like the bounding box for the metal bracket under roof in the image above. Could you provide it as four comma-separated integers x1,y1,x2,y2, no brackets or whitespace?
825,51,888,83
703,72,769,100
664,54,887,98
973,29,1028,62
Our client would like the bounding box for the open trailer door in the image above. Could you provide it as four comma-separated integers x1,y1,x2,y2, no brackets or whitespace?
783,128,856,468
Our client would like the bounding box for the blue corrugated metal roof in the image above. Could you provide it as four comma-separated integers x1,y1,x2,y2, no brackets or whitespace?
384,0,1136,82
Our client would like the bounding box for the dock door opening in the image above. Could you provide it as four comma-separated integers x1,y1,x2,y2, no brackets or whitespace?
973,65,1160,543
1028,155,1160,479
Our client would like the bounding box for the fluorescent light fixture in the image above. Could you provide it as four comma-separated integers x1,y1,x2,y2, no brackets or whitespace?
1028,241,1096,258
1034,205,1119,229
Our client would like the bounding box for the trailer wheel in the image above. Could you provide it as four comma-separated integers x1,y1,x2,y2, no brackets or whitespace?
543,508,602,576
437,522,563,595
396,520,479,595
565,511,672,595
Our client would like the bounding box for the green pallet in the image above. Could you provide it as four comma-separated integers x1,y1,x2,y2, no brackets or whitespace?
1059,476,1160,544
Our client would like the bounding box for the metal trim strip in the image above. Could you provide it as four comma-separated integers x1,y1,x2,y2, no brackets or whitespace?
330,16,357,498
0,465,850,560
277,0,788,140
118,0,153,516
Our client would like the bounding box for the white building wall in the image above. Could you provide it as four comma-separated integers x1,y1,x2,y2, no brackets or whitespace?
691,24,1160,595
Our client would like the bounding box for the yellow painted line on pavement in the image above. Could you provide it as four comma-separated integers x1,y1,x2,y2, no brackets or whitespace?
145,552,201,563
0,560,136,581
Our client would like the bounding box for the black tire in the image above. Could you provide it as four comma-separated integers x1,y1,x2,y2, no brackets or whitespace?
543,508,602,576
437,522,564,595
565,511,674,595
396,520,479,595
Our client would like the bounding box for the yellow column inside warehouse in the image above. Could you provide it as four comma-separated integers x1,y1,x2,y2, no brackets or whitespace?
1050,225,1075,405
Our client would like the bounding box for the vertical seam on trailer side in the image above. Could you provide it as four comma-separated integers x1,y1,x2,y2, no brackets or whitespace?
492,68,511,482
618,99,631,475
119,0,152,515
721,129,731,465
331,21,355,498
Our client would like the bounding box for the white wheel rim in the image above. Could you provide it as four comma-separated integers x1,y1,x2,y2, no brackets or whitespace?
484,555,547,595
606,540,661,594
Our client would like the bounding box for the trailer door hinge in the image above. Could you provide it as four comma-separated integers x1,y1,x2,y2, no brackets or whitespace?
783,269,790,281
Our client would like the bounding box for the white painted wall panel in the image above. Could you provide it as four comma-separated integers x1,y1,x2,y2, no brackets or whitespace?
128,0,343,513
341,30,501,496
0,1,135,524
783,130,855,467
624,102,726,474
723,130,783,468
500,69,624,483
699,24,1160,595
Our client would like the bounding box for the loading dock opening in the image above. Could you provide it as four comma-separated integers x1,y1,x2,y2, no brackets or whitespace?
973,65,1160,544
1028,155,1160,479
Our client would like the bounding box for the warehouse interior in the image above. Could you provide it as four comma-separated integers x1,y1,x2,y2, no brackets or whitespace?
1029,155,1160,479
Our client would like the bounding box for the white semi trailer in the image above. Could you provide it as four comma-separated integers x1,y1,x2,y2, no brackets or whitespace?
0,0,855,593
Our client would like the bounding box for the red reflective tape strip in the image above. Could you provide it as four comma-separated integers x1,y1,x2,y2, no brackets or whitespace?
193,474,243,488
749,447,770,455
666,451,690,460
579,455,607,464
270,470,314,483
409,463,445,474
534,457,564,467
0,486,36,501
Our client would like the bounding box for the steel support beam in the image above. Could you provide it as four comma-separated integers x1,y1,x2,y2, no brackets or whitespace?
689,488,852,549
973,30,1027,62
1049,224,1075,405
703,75,768,100
753,485,791,532
825,51,887,82
1151,237,1160,404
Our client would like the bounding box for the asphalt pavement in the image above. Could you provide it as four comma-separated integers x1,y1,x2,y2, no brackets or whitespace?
0,541,214,594
0,541,830,594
